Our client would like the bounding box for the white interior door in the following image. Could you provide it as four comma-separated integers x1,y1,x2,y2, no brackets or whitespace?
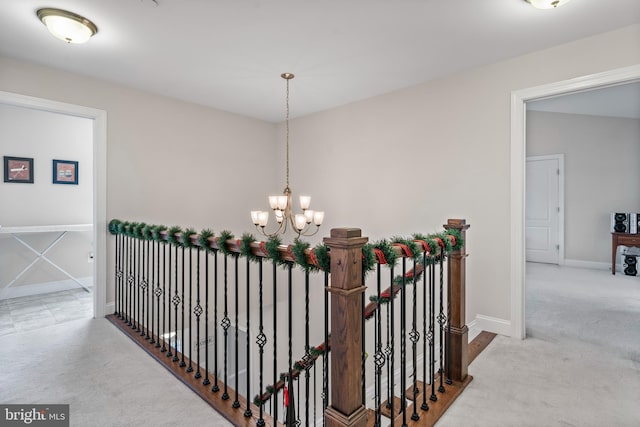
526,155,562,264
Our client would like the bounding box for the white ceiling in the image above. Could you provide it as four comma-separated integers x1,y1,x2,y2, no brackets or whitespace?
1,0,639,122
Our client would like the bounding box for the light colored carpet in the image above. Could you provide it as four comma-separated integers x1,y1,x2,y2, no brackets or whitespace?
0,317,232,427
437,263,640,427
2,264,639,426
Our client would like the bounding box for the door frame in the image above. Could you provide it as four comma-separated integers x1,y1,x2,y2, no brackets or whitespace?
526,154,565,266
0,90,108,318
510,64,640,339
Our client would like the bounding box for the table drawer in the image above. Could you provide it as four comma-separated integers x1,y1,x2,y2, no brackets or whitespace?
618,236,640,246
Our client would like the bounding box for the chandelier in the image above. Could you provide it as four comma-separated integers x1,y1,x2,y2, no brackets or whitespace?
251,73,324,238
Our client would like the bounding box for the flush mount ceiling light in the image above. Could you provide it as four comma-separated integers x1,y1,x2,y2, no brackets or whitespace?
37,8,98,44
525,0,572,9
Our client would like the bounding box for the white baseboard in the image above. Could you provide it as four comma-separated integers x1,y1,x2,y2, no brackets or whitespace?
563,259,610,271
105,302,115,316
471,314,511,337
0,277,93,300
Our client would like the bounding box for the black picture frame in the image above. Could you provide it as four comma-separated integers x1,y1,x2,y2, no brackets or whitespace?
3,156,34,183
52,159,79,185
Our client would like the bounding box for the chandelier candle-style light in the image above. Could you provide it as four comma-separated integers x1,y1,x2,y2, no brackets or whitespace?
251,73,324,238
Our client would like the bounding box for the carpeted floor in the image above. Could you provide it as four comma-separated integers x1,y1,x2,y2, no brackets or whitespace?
438,262,640,427
0,317,232,427
1,263,638,426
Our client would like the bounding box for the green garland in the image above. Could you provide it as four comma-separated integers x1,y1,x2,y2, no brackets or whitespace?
264,236,288,266
313,243,330,272
362,243,376,274
413,233,439,256
444,228,464,251
182,227,197,248
107,218,466,275
290,239,317,271
372,239,398,267
152,225,168,243
108,219,121,235
166,226,182,246
198,229,215,252
240,233,261,263
217,230,234,256
391,237,421,261
141,224,154,240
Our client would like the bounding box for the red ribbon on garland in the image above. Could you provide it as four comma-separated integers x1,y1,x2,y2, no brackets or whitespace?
286,245,296,262
374,248,387,264
308,249,320,268
259,241,268,257
414,239,431,255
433,237,444,249
284,386,289,407
447,235,456,247
393,243,413,258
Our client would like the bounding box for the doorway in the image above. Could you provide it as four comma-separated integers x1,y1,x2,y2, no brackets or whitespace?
510,64,640,339
0,90,107,320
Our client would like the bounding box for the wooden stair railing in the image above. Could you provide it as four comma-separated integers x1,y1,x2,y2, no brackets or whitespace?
107,218,473,426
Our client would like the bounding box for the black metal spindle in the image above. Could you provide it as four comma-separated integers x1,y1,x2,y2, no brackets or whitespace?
400,258,407,426
166,242,173,357
212,249,220,392
150,239,157,345
385,278,392,411
304,270,310,427
322,271,329,426
179,246,186,366
187,245,193,373
244,256,252,418
161,241,167,352
287,262,294,426
139,237,145,336
233,254,240,409
389,266,395,425
437,253,445,394
410,257,420,422
429,257,437,402
203,248,211,386
256,257,266,427
115,233,121,317
421,251,429,411
446,254,452,386
194,247,202,379
272,261,278,420
221,253,230,400
172,244,180,363
136,236,141,332
145,239,151,340
127,234,133,326
362,269,366,408
375,262,384,426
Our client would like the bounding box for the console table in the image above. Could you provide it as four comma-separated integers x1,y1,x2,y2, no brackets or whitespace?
611,232,640,275
0,224,93,293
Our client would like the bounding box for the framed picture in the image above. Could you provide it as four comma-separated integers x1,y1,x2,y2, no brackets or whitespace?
52,159,79,185
3,156,34,183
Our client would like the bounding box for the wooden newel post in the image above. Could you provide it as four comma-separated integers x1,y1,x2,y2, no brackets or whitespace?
443,218,470,382
323,228,368,427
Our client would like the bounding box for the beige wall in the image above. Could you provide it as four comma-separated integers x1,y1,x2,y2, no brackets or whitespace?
0,56,278,303
0,23,638,331
280,24,640,325
527,111,640,264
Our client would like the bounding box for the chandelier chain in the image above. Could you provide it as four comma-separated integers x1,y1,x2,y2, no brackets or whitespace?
285,77,290,190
